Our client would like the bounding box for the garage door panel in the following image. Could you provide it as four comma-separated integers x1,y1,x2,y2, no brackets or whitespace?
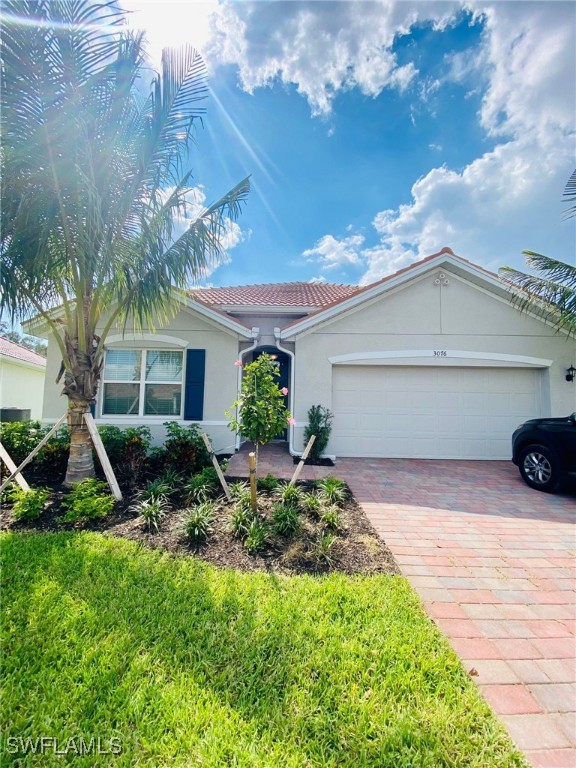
332,388,356,409
331,365,543,459
436,392,459,411
482,392,511,415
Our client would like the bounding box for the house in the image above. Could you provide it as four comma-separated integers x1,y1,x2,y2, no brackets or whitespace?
36,248,576,459
0,338,46,420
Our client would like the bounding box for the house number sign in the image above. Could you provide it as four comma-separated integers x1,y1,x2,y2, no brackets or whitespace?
433,350,448,357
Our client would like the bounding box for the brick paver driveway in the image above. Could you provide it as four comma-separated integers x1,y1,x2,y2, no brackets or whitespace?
336,458,576,768
228,447,576,768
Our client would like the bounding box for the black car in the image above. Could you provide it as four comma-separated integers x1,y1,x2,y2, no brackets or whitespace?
512,413,576,492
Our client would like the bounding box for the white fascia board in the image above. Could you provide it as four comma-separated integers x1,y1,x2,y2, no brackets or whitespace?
23,291,254,341
280,253,567,339
22,309,64,338
208,304,314,315
0,354,47,372
176,296,253,338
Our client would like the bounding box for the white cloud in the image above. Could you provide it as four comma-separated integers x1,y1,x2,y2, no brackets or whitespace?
355,2,576,284
360,134,574,284
308,276,327,284
206,1,460,116
477,2,575,143
303,234,365,271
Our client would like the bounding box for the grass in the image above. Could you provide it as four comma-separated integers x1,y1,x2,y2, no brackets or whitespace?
0,532,526,767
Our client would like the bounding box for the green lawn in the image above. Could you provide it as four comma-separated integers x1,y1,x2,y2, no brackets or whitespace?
1,532,526,767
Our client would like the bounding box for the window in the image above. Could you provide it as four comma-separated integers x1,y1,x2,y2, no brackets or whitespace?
102,349,183,417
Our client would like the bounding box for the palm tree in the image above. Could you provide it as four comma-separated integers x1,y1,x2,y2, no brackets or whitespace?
1,0,249,485
499,171,576,337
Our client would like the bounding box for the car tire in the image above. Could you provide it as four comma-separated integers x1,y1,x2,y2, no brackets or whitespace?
518,444,559,492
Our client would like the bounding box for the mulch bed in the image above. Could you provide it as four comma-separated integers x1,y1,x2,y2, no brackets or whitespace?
0,481,399,577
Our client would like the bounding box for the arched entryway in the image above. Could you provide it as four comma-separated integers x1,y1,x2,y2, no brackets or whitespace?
252,346,291,441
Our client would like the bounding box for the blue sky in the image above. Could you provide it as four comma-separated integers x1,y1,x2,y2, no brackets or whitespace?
125,1,575,288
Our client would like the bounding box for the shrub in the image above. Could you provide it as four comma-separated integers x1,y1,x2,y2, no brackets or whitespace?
320,506,343,532
98,425,151,486
0,420,42,468
0,482,21,506
60,479,115,523
316,476,348,507
274,483,302,508
182,501,215,544
0,421,69,484
312,531,336,566
303,405,333,461
33,428,69,481
301,491,322,519
271,503,300,537
12,487,50,521
229,481,249,500
184,466,220,504
229,505,255,539
257,474,279,493
130,495,169,533
229,485,253,514
156,422,210,476
244,519,269,554
139,476,174,503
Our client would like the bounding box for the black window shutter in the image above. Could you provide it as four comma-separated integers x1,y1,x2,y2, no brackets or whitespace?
184,349,205,421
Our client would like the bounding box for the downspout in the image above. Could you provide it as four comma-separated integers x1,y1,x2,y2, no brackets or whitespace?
274,327,299,457
235,328,260,452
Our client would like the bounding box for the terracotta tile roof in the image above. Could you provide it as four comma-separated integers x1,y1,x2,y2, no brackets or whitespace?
189,282,361,308
0,338,47,367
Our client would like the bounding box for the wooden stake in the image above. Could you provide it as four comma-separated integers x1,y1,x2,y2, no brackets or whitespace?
248,451,257,513
0,442,30,491
83,413,122,501
201,433,231,501
289,434,316,487
0,414,67,493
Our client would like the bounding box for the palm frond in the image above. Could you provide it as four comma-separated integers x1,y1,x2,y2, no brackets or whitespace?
562,168,576,220
522,251,576,287
499,256,576,337
141,45,208,189
113,177,251,331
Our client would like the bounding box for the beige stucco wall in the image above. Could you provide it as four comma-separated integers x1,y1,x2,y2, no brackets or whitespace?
0,357,46,420
41,306,245,451
291,267,576,451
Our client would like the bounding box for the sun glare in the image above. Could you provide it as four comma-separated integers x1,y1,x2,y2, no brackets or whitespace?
122,1,218,66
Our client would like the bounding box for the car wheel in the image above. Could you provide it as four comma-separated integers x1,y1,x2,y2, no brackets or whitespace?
518,444,559,492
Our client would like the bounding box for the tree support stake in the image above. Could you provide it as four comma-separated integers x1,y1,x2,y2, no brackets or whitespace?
201,433,231,501
289,435,316,487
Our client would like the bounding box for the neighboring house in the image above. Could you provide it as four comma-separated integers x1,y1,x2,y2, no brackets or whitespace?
34,248,576,459
0,338,46,420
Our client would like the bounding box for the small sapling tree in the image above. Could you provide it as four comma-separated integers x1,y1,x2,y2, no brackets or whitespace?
227,353,295,473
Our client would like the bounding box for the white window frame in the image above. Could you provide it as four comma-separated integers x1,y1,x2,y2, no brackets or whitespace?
100,348,185,419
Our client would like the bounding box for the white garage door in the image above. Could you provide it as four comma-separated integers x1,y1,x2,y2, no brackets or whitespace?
331,366,543,459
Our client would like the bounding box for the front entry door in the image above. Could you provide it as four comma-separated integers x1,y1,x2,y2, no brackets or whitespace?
253,347,290,440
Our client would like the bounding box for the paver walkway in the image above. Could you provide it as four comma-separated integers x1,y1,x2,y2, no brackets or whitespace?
227,444,576,768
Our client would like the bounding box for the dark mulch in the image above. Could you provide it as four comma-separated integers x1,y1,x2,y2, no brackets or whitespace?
0,482,399,577
292,456,335,467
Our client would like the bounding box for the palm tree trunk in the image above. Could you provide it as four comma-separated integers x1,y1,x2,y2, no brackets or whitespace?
64,402,95,486
60,333,102,487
